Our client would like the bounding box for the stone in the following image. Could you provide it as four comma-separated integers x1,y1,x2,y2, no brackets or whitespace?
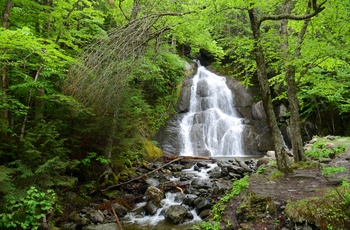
82,223,119,230
182,194,198,207
111,203,127,217
251,101,267,120
164,205,193,224
69,211,90,226
145,186,164,205
199,209,211,219
145,201,159,215
191,178,213,189
60,222,78,230
86,209,104,224
195,199,212,213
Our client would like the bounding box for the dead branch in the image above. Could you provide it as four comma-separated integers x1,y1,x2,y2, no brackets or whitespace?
101,156,213,192
111,207,123,230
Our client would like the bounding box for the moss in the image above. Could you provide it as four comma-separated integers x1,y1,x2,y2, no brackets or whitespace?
270,170,285,179
237,192,276,222
144,140,163,161
285,187,350,230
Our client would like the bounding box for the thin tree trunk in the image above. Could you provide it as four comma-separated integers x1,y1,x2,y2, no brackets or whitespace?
1,0,12,130
2,0,12,28
248,9,291,172
281,0,307,162
20,66,42,140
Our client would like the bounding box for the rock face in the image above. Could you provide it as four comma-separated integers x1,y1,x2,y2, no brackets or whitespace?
155,67,274,156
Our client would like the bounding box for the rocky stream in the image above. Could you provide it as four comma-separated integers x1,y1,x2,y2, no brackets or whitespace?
59,156,258,230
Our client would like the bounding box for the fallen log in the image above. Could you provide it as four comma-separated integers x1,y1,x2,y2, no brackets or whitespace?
101,156,214,192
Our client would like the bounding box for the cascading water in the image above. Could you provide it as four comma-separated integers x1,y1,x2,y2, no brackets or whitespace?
180,62,245,157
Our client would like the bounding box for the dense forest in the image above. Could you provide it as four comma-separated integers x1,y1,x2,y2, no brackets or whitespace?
1,0,349,229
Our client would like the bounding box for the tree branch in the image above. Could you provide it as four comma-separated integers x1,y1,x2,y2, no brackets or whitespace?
259,0,327,26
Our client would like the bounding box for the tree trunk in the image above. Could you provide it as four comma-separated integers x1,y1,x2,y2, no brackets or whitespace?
2,0,12,28
280,0,307,162
1,0,12,130
248,8,291,172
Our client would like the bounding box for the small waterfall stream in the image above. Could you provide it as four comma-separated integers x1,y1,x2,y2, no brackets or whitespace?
180,63,245,157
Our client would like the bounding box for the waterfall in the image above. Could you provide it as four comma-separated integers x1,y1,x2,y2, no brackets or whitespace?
179,63,245,157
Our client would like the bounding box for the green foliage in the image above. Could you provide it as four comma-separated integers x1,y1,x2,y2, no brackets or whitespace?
81,152,110,167
0,186,58,230
270,170,285,179
195,176,249,230
0,166,15,194
305,139,347,161
257,167,267,174
322,166,346,177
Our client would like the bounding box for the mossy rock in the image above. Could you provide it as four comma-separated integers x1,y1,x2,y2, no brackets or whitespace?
144,140,163,161
237,192,276,222
285,188,350,230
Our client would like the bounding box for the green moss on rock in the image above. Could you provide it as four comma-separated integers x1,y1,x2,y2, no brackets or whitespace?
144,140,163,160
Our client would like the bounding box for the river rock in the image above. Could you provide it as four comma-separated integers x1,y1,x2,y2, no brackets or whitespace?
195,199,212,213
85,209,104,224
111,203,127,217
69,211,90,226
145,186,164,205
60,222,78,230
82,223,119,230
145,201,159,215
182,194,198,207
191,178,213,189
199,209,211,219
164,205,194,224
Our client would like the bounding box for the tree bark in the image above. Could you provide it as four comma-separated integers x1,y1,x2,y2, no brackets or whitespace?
1,0,12,130
248,9,291,172
2,0,12,28
281,0,310,162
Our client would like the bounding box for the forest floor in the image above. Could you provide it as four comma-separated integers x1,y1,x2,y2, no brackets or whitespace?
222,137,350,230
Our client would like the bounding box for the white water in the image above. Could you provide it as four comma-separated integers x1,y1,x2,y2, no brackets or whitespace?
122,164,217,227
180,64,245,157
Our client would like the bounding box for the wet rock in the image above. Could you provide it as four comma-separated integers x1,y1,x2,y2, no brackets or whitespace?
191,178,213,189
164,205,194,224
85,209,104,224
227,165,244,174
183,194,198,207
238,160,253,173
145,201,159,215
111,203,127,218
145,186,164,205
199,209,211,219
196,161,210,168
195,199,212,213
60,222,78,230
69,211,90,226
208,166,222,178
82,223,119,230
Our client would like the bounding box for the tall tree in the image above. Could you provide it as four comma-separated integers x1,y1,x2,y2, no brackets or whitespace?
0,0,12,130
246,0,326,170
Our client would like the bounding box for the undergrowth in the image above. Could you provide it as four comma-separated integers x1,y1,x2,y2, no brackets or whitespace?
192,176,249,230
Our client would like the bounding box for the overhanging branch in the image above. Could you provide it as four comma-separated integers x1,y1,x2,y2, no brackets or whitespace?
259,0,327,26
